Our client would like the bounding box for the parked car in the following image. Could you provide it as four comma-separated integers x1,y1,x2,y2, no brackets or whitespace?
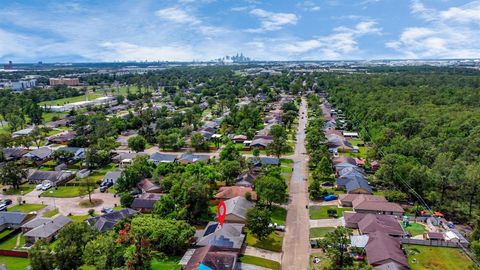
1,199,12,206
101,208,114,214
41,183,52,191
324,194,338,201
0,203,7,211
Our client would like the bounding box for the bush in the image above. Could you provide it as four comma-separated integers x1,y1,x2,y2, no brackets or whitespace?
88,209,95,216
327,208,337,217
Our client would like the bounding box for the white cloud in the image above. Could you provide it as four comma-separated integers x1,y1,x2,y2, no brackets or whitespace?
297,1,321,11
246,9,298,32
155,7,200,24
387,1,480,58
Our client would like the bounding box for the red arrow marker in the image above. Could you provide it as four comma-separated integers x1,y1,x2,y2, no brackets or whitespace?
217,200,227,227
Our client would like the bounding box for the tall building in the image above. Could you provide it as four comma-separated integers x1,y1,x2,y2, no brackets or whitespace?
3,61,13,70
49,78,80,86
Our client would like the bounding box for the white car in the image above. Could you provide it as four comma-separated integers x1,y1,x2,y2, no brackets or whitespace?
41,183,52,191
36,184,43,191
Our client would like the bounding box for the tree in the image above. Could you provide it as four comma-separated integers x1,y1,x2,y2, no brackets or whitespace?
246,207,274,240
309,179,327,200
153,195,177,218
29,239,55,270
472,240,480,261
31,127,50,148
190,132,207,151
255,175,287,206
128,135,147,152
318,227,353,269
53,149,75,164
267,136,291,160
85,146,111,169
54,222,99,270
219,143,241,161
465,164,480,217
116,155,153,192
218,160,242,185
120,192,134,207
83,232,124,270
0,162,27,189
116,94,125,104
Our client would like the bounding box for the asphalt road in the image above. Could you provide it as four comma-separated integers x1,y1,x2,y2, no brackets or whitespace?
281,97,310,270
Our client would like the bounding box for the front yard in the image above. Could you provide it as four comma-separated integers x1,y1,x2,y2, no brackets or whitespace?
309,206,352,220
8,203,46,213
270,206,287,226
246,230,283,252
41,186,89,198
240,255,281,270
404,244,474,270
310,227,335,238
2,184,36,195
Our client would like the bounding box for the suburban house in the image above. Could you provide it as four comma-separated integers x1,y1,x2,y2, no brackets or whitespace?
57,146,86,160
22,216,72,244
178,153,210,164
101,170,122,186
215,186,257,201
232,135,247,143
365,232,409,269
86,208,137,232
12,127,34,138
137,179,162,193
339,194,404,216
148,153,177,164
343,213,406,237
47,130,76,145
180,246,238,270
131,193,162,213
249,138,272,149
250,157,280,167
0,212,29,231
220,196,254,224
23,147,53,163
345,178,373,194
332,156,357,166
45,117,73,128
112,152,147,164
235,172,256,188
27,170,74,185
195,222,245,251
3,148,29,161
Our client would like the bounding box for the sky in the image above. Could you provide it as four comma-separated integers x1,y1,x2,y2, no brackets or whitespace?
1,0,480,62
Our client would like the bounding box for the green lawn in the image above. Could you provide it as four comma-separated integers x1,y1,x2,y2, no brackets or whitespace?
151,256,181,270
240,255,281,270
310,227,335,238
43,111,68,122
0,232,24,250
405,245,474,270
0,229,14,239
41,186,89,198
69,215,90,223
246,230,283,252
271,206,287,226
0,256,30,270
2,184,36,195
309,206,352,219
403,222,427,237
8,204,46,213
323,187,345,196
39,93,103,106
43,208,59,218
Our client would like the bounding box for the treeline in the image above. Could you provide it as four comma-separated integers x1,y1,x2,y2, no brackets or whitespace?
322,72,480,221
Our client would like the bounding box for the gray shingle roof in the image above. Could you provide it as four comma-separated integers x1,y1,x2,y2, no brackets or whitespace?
25,147,52,160
86,208,137,232
224,196,254,221
345,177,372,194
196,222,245,249
23,216,71,238
149,153,177,163
0,212,28,227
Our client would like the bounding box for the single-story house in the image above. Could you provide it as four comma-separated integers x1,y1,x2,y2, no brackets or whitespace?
426,232,444,241
232,135,248,143
3,148,29,161
148,153,177,164
45,118,73,128
332,156,357,166
339,194,404,216
350,235,369,248
47,131,76,145
195,222,245,251
76,169,90,178
221,196,254,224
27,170,73,185
131,193,162,213
345,178,373,194
365,232,409,269
180,246,238,270
235,172,256,188
250,157,280,167
86,208,137,232
12,127,34,138
0,212,29,231
178,153,210,164
357,214,405,237
137,179,162,193
215,186,257,201
101,170,122,186
57,147,85,160
23,147,53,162
250,138,272,149
334,162,360,174
343,131,359,138
112,152,147,163
22,216,72,244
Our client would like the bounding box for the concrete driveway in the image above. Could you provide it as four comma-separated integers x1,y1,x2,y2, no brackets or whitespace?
309,218,341,228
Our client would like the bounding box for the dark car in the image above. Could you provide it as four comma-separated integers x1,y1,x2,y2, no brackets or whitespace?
1,199,12,205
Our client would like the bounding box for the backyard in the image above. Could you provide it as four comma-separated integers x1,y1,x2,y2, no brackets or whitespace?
309,206,352,219
0,256,30,270
403,222,427,237
404,244,474,270
151,256,181,270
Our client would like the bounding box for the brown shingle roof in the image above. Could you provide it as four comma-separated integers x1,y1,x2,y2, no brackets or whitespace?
365,232,409,268
358,214,405,236
215,186,257,201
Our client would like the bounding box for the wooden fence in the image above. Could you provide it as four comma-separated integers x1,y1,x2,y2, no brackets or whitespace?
400,238,462,248
0,250,28,258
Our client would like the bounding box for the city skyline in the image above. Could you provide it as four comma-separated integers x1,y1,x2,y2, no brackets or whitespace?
1,0,480,62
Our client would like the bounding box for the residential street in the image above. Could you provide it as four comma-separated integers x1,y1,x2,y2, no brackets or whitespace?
281,97,310,270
